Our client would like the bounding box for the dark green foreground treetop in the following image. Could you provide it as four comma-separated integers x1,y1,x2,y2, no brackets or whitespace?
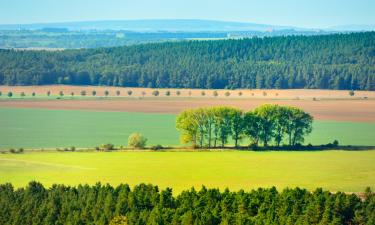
0,32,374,90
0,182,374,225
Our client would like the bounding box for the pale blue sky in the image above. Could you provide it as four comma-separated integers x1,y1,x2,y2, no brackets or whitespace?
0,0,374,28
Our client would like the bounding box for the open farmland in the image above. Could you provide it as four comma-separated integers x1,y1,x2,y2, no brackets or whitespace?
0,107,374,149
1,85,375,148
0,150,374,193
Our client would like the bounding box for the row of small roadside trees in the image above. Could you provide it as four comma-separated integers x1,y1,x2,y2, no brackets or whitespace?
176,104,313,149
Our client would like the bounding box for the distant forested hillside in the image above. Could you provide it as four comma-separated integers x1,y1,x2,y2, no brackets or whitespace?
0,32,374,90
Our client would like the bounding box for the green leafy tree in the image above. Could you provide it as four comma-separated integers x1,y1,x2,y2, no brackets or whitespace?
127,90,132,96
243,111,262,146
152,90,159,96
92,90,97,96
7,92,12,97
229,108,244,148
284,107,313,146
253,104,277,146
176,109,199,147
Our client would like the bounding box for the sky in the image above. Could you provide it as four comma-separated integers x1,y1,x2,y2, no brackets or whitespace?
0,0,374,28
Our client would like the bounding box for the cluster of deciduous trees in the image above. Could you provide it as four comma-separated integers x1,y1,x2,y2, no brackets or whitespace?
0,32,374,90
0,182,373,225
176,104,313,148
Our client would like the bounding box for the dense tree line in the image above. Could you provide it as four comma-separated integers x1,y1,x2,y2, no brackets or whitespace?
176,104,313,148
0,32,374,90
0,182,373,225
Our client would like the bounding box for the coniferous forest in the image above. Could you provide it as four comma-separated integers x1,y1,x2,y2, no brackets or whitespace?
0,182,374,225
0,32,374,90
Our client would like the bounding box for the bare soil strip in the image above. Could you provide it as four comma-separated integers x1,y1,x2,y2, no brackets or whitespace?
1,98,374,122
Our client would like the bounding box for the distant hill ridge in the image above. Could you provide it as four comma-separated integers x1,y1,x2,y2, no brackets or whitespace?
0,19,298,32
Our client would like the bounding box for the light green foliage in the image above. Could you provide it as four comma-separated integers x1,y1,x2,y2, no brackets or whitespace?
128,133,147,149
176,104,313,148
0,151,374,192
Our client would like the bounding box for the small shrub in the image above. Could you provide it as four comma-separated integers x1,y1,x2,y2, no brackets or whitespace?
20,92,26,97
70,92,75,97
141,91,146,97
165,90,171,96
128,133,147,149
152,90,159,96
104,90,109,97
70,146,76,151
0,91,2,96
151,145,163,150
313,97,317,101
275,93,279,97
251,93,254,96
263,91,267,96
116,90,121,96
188,91,192,96
100,143,115,151
176,90,181,96
224,91,230,97
32,92,36,97
332,140,339,147
238,91,242,96
9,149,16,153
59,91,64,97
81,90,86,96
47,91,51,96
213,91,218,97
95,146,100,151
127,90,133,96
17,148,24,153
92,90,97,96
201,91,206,96
349,90,355,96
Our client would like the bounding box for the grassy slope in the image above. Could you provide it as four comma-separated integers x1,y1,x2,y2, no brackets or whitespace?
0,107,374,148
0,151,374,193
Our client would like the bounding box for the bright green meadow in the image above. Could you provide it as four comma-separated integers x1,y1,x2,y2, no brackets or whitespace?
0,107,374,149
0,150,374,193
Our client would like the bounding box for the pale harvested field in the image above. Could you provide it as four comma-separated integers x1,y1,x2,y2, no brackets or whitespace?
1,85,375,99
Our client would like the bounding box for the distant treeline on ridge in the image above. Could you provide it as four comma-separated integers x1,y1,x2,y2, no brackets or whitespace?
0,32,374,90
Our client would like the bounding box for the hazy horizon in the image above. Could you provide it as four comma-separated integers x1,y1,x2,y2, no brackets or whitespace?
0,0,374,29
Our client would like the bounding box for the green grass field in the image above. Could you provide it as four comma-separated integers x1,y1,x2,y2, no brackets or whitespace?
0,107,374,149
0,151,374,193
